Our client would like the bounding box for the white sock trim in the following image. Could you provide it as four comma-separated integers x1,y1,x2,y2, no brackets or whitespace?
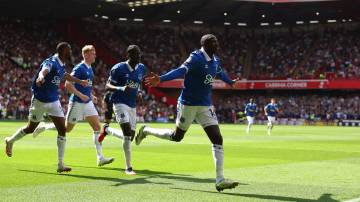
144,127,173,140
57,136,66,166
106,127,124,139
8,127,26,143
123,136,132,169
212,144,225,183
93,131,103,160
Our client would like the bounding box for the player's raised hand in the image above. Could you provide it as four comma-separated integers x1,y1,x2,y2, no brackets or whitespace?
80,80,89,87
145,72,160,87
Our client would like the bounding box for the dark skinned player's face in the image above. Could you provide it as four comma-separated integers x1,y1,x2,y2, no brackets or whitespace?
128,48,141,64
62,45,72,64
204,37,219,55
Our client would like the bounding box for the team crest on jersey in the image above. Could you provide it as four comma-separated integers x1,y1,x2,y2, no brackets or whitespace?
125,74,129,77
205,64,208,69
138,74,142,80
204,74,214,85
120,113,125,118
180,117,185,123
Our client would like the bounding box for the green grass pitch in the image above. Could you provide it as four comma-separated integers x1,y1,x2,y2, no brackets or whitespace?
1,121,360,201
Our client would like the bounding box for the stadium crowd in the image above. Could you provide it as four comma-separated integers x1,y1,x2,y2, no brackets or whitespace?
251,26,360,79
303,27,360,79
0,17,359,123
85,20,181,75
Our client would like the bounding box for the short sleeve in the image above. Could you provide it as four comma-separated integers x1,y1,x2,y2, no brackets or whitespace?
41,60,53,72
180,53,198,72
71,66,82,78
108,66,118,84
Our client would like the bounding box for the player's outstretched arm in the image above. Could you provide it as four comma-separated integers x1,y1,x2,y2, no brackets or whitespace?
264,107,268,116
145,67,187,87
65,81,89,102
217,70,239,87
64,72,88,87
105,82,131,94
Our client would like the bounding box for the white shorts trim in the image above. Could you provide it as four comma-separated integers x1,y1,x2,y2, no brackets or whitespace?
176,103,218,131
113,103,136,131
66,101,98,124
28,96,64,122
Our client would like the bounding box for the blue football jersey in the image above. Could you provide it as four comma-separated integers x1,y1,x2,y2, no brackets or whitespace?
245,103,257,117
265,103,278,117
178,49,233,106
108,61,147,108
69,62,93,103
31,54,66,103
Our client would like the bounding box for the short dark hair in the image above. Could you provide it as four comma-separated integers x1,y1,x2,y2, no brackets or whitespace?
127,44,141,53
200,34,217,46
56,42,71,54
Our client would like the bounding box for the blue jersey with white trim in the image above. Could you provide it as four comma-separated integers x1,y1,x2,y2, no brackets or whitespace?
245,103,257,117
69,62,93,103
265,103,278,117
178,50,232,106
31,55,66,103
108,62,147,108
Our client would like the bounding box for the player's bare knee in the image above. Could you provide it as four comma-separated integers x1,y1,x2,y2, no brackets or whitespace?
92,124,101,132
57,126,66,136
214,135,223,145
24,122,38,134
129,130,135,141
23,127,35,134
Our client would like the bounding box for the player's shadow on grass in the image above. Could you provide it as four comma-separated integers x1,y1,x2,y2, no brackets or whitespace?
18,169,171,187
18,168,230,187
170,188,339,202
68,165,222,184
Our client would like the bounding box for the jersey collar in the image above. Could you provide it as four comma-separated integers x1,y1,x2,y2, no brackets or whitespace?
82,60,92,69
54,54,65,66
200,47,214,62
126,60,139,72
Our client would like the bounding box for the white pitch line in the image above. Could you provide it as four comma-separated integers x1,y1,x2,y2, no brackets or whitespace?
343,197,360,202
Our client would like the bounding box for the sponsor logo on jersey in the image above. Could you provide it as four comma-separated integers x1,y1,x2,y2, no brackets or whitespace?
204,74,214,85
51,76,61,85
126,80,140,89
87,79,93,87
